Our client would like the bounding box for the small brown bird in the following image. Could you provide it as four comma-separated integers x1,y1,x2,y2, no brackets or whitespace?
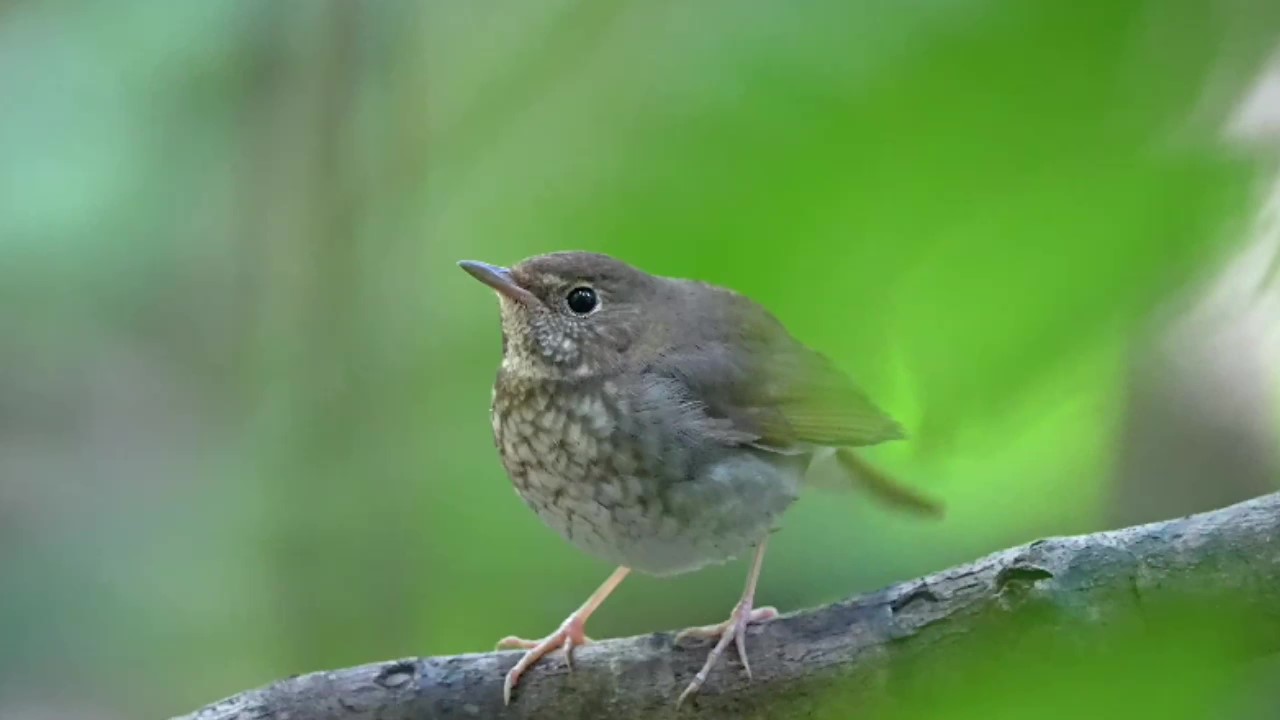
459,251,941,706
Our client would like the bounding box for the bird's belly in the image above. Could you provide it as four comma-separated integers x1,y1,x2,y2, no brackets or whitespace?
492,379,804,575
507,451,802,576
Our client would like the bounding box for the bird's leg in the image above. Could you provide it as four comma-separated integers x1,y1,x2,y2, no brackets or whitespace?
675,539,776,707
496,566,630,705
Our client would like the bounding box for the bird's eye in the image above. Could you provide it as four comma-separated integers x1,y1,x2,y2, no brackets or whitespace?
566,286,598,315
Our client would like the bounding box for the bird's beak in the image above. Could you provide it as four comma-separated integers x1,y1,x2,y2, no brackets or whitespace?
457,260,538,305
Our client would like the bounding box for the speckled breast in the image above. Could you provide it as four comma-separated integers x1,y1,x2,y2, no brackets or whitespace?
490,372,802,576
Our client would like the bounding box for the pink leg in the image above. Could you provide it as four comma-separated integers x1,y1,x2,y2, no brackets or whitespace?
496,566,630,705
676,539,776,708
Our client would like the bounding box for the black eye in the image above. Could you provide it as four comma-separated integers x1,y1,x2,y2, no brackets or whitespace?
566,286,598,315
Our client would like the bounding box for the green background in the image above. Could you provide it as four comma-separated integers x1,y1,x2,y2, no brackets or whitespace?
3,1,1279,717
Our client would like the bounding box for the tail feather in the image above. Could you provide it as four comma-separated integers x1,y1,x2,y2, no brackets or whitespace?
835,449,945,518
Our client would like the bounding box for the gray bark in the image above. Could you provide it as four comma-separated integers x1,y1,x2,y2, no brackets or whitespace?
172,491,1280,720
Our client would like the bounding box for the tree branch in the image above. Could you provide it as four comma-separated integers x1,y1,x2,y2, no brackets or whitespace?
172,492,1280,720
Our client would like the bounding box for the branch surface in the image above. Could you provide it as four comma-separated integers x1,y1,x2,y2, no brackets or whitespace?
172,492,1280,720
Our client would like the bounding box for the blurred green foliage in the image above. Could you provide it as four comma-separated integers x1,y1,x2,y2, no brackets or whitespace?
2,0,1279,718
811,597,1268,720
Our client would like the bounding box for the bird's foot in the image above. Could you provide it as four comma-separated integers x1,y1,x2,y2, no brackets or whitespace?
675,601,778,707
496,614,592,705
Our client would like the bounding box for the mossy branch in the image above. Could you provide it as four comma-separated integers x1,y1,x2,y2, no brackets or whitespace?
171,492,1280,720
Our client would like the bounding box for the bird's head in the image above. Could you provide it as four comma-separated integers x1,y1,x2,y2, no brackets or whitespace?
459,252,659,377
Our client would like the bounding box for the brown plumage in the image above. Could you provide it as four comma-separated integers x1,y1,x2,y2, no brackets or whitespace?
459,251,942,706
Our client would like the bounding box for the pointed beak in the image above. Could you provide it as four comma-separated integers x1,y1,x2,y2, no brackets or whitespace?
457,260,538,305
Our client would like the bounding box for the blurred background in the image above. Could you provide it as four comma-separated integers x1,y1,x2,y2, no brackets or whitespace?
4,1,1280,718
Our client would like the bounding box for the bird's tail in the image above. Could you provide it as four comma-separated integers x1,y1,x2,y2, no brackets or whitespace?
834,448,945,518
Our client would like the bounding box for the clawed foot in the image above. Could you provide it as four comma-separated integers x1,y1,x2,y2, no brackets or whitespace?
497,615,592,705
675,602,778,707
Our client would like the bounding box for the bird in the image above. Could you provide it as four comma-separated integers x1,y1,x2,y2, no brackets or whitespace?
457,251,942,706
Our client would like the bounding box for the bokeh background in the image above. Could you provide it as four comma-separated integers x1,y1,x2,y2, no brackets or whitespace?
5,1,1280,718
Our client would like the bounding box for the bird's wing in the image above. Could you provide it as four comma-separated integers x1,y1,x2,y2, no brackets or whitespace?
642,324,905,452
